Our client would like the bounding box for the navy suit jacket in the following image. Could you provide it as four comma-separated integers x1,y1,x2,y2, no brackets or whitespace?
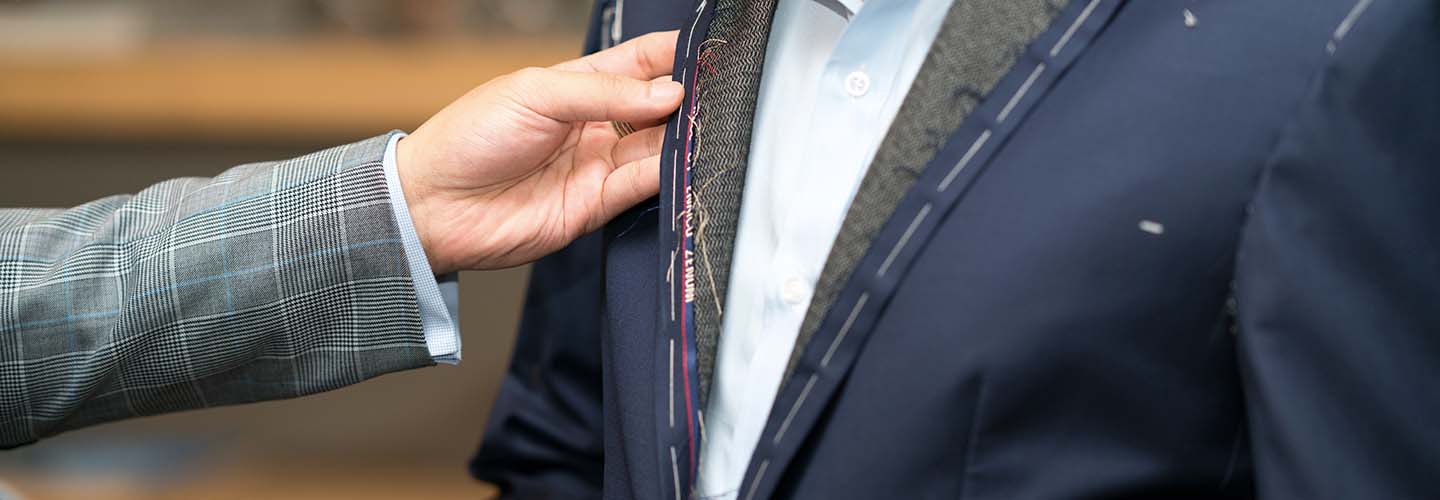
473,1,1440,498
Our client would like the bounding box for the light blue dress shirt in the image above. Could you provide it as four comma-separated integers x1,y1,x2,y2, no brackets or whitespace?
381,133,461,364
696,0,955,496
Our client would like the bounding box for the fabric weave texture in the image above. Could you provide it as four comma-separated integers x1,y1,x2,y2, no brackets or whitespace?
688,0,781,404
0,134,433,447
788,0,1069,376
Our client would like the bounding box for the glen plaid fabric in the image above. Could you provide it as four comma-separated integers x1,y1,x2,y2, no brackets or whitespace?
0,134,433,448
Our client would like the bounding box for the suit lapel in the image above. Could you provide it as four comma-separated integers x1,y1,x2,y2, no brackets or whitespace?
657,0,780,495
683,0,780,406
787,0,1073,378
741,0,1128,497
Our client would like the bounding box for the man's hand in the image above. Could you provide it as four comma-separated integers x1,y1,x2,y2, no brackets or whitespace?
397,31,682,273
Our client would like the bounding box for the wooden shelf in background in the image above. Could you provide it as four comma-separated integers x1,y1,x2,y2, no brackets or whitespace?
0,37,580,142
3,462,500,500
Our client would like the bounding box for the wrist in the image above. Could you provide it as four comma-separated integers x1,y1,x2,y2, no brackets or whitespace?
395,136,452,274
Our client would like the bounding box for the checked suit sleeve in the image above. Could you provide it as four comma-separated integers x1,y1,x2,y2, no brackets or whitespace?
0,133,436,448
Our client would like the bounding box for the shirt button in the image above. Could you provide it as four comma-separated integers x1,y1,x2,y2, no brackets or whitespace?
844,70,870,98
781,277,809,306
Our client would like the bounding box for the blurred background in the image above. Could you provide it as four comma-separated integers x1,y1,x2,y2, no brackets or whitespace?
0,1,592,498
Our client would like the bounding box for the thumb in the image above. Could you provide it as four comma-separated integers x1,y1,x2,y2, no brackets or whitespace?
592,154,662,233
507,67,685,124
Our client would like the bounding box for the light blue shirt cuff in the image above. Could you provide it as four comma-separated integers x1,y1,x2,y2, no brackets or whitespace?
381,132,462,364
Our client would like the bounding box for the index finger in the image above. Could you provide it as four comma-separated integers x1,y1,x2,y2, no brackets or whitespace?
551,30,679,81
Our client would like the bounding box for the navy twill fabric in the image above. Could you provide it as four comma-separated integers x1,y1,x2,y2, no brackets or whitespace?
474,1,1440,498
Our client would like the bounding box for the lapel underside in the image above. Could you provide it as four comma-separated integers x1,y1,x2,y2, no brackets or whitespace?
685,0,781,408
658,0,780,496
740,1,1127,498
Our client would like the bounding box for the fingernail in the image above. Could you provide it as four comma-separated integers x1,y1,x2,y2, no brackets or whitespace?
650,80,684,101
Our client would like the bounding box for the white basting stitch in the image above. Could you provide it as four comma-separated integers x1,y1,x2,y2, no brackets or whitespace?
821,293,870,368
612,0,624,43
668,249,677,321
773,374,819,445
939,130,992,192
877,204,932,278
670,446,682,500
1334,0,1373,41
669,338,676,428
685,0,706,59
699,409,707,443
674,63,688,141
997,63,1045,123
1139,220,1165,235
1050,0,1101,57
671,150,679,229
744,460,770,500
1329,0,1373,53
